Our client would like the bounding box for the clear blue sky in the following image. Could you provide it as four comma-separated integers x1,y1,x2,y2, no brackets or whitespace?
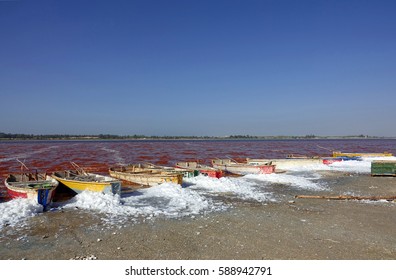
1,0,395,136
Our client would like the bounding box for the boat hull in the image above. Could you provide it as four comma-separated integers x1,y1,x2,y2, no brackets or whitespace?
197,169,223,178
247,158,323,170
333,151,393,157
323,156,362,165
144,163,198,178
211,159,275,175
175,162,223,178
322,158,343,165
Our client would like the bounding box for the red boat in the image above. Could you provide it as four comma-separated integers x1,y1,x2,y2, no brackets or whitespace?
5,172,59,210
175,162,223,178
322,158,343,165
323,156,362,165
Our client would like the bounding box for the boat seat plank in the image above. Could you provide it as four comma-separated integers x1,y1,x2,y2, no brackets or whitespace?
8,180,54,186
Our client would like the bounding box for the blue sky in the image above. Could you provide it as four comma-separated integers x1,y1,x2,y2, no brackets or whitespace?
1,0,395,136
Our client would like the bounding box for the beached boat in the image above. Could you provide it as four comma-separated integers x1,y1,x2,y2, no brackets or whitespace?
175,161,223,178
109,164,183,187
5,172,58,209
322,158,343,165
246,158,323,170
142,163,198,178
332,151,393,158
51,163,121,195
211,159,275,175
322,156,362,165
286,154,321,159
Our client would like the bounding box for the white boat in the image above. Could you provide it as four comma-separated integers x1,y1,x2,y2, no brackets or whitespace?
247,158,323,171
109,164,183,187
211,159,275,175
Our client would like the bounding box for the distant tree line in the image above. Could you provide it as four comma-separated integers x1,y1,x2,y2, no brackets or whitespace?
0,132,388,140
228,134,317,139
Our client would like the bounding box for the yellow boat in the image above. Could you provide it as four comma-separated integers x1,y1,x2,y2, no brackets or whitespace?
51,163,121,195
332,151,393,158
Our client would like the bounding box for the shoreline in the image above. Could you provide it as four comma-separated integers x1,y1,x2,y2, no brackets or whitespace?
1,172,395,260
1,137,395,142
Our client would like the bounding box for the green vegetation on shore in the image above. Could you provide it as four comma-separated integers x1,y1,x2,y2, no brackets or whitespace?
0,132,392,141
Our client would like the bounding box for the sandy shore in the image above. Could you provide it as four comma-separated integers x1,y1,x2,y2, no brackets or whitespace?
1,172,395,260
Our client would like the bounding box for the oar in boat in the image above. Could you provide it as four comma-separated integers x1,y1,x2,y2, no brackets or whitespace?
70,162,88,175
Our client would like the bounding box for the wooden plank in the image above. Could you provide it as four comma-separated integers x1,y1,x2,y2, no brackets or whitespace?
7,180,54,186
295,195,396,201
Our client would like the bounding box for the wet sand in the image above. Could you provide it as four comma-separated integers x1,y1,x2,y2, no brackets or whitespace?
1,172,395,260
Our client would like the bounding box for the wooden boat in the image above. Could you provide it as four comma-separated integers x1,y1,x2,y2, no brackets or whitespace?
246,158,323,170
322,158,343,165
211,159,275,175
332,151,393,158
286,154,321,159
323,156,362,164
142,163,198,178
323,156,362,165
109,164,183,187
175,161,223,178
51,163,121,195
5,172,58,209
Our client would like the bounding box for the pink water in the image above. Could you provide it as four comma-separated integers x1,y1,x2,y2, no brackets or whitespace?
1,139,395,177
